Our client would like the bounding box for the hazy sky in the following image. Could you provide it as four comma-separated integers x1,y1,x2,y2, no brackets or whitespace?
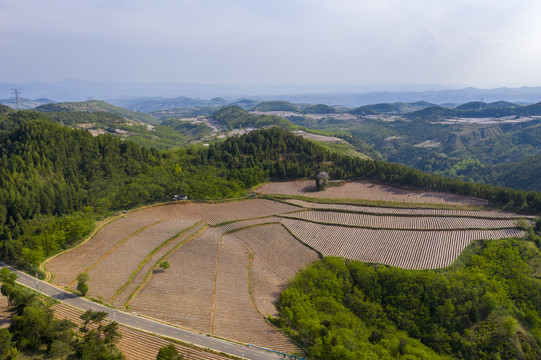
2,0,541,88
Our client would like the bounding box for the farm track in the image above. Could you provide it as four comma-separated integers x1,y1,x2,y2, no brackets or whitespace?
285,199,535,219
257,180,489,206
282,218,526,269
282,210,531,230
52,303,233,360
46,217,158,287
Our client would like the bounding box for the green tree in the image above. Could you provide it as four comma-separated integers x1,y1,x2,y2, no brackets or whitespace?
76,273,90,296
156,344,184,360
0,328,13,360
159,261,170,271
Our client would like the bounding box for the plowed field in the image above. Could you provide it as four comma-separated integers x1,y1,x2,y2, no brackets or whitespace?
285,199,534,219
46,217,157,286
281,218,525,269
125,199,299,225
257,180,489,205
285,210,529,230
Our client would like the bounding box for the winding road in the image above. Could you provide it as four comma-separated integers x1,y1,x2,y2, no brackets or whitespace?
0,262,298,360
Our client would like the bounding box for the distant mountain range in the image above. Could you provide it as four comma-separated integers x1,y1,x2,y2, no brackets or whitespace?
2,80,541,107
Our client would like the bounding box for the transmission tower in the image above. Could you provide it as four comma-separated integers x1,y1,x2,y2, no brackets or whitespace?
10,89,22,110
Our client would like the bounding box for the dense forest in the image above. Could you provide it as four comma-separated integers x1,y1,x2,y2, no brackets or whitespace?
278,237,541,359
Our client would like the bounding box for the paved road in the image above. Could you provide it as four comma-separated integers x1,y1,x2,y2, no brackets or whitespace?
0,262,298,360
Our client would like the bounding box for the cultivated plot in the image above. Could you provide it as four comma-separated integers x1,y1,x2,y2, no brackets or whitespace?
257,180,489,206
282,218,526,269
284,210,530,230
285,199,534,219
128,228,221,334
46,217,157,286
125,199,299,225
224,224,320,317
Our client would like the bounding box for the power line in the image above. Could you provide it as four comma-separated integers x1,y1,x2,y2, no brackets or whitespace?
10,88,22,110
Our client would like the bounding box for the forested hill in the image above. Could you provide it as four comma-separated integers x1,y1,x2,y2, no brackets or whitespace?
1,111,540,271
210,105,296,130
36,99,159,124
0,112,164,267
404,102,541,120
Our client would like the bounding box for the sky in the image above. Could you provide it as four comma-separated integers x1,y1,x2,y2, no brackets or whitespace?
1,0,541,88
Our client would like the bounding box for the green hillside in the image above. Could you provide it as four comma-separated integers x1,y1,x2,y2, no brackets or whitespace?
302,104,337,114
404,101,541,120
492,154,541,191
35,109,190,150
211,105,297,130
252,100,300,112
349,102,436,115
36,100,159,124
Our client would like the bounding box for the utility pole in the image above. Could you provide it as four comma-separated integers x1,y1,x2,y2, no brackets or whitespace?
10,89,22,110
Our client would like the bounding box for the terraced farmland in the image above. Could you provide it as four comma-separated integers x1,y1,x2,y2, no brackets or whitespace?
284,210,531,230
86,219,193,301
45,180,533,355
128,227,221,333
46,217,158,286
257,180,489,205
224,224,319,318
281,218,526,269
125,199,299,225
285,199,534,219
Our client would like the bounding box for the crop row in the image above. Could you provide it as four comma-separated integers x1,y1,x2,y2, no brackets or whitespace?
86,219,192,302
213,236,301,354
281,218,526,269
285,199,534,219
112,221,203,306
284,210,530,230
46,217,157,287
129,228,221,334
224,224,320,318
214,216,281,233
225,223,319,282
257,180,489,205
126,199,299,225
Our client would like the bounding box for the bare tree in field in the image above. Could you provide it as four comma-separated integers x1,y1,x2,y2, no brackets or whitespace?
315,171,329,190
